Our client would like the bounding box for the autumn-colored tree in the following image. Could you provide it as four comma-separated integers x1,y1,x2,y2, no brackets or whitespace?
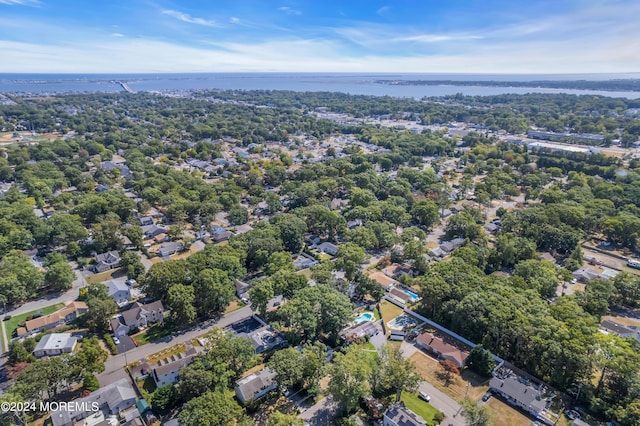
438,359,460,386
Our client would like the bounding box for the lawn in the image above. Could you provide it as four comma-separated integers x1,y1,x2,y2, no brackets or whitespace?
4,303,65,338
487,397,532,426
85,268,125,284
133,323,176,346
401,392,444,426
409,351,490,402
223,299,245,315
137,376,157,401
297,268,313,279
379,300,404,334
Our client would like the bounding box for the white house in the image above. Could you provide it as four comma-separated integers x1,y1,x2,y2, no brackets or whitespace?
94,250,121,272
33,333,78,357
383,403,426,426
152,347,199,387
235,368,278,405
104,278,132,306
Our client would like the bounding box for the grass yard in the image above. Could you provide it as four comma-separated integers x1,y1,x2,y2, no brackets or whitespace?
133,322,176,346
379,300,404,333
85,268,125,284
224,299,245,315
297,268,313,279
487,397,532,426
401,392,444,426
603,315,640,327
137,376,157,401
409,351,489,402
4,303,65,338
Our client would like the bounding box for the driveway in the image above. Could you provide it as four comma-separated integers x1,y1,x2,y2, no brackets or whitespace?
115,335,137,353
298,395,340,426
98,306,253,386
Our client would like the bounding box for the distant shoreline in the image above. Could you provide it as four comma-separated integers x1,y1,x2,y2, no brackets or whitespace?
375,79,640,92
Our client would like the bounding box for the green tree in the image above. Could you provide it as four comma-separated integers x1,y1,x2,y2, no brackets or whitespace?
228,205,249,226
461,397,492,426
268,347,304,389
151,384,180,414
120,251,145,280
86,297,117,333
179,363,215,400
192,269,233,317
45,258,75,292
328,346,374,414
270,213,307,253
249,280,274,316
268,411,304,426
178,390,250,426
373,345,421,402
465,345,496,378
335,243,367,280
143,260,188,303
167,284,197,324
265,251,294,276
411,199,439,228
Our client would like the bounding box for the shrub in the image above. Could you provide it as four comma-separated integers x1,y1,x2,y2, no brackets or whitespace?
103,333,118,355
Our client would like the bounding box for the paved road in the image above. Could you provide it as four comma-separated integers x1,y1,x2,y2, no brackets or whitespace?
298,395,340,426
0,268,86,352
98,305,253,386
399,341,464,426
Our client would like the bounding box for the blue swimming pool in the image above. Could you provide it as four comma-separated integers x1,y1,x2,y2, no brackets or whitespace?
403,289,419,301
354,312,375,324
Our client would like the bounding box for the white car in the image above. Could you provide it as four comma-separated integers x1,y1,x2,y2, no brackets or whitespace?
419,391,431,402
113,336,120,345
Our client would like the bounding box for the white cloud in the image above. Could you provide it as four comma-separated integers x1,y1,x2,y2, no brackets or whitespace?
1,34,639,74
0,0,39,5
229,17,240,24
111,33,125,37
161,9,219,27
278,6,301,15
399,34,483,43
376,6,390,16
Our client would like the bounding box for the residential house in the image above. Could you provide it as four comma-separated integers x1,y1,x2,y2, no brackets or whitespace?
572,267,605,282
95,250,121,272
33,333,78,357
138,216,154,226
490,368,553,425
20,302,88,337
317,242,339,256
415,332,469,368
429,246,446,259
235,280,249,299
50,378,140,426
388,287,415,305
293,253,318,270
383,402,426,426
152,347,199,387
111,301,164,338
158,241,184,258
347,219,363,229
369,271,399,291
440,237,465,253
142,224,167,239
235,368,278,405
600,319,640,341
212,228,232,243
330,198,349,211
341,321,380,343
105,278,132,306
236,325,286,354
194,230,210,242
382,263,414,279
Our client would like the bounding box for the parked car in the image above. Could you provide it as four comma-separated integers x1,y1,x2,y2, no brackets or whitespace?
565,409,581,420
482,392,492,402
113,336,120,345
419,391,431,402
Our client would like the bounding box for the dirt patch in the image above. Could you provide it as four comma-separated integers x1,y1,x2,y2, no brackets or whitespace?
409,351,489,401
486,397,532,426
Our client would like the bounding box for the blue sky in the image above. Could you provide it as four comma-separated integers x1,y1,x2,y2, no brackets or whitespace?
0,0,638,73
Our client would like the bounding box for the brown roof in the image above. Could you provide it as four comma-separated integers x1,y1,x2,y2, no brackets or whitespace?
416,332,469,366
369,271,399,288
24,301,87,332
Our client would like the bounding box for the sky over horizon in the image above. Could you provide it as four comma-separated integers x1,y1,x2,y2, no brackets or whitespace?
0,0,638,74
